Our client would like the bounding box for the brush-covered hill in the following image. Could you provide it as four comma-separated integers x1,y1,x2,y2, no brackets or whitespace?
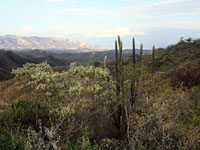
0,50,34,81
145,39,200,87
118,38,200,72
0,50,69,81
107,38,200,88
27,54,69,67
15,49,151,65
0,39,200,149
152,39,200,71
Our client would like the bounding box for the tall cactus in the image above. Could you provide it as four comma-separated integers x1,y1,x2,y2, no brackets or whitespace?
115,38,122,138
132,37,136,68
120,41,123,65
152,46,155,77
118,36,121,49
140,43,143,68
104,55,107,69
115,40,120,97
118,36,123,65
118,36,124,96
131,37,136,105
115,36,126,138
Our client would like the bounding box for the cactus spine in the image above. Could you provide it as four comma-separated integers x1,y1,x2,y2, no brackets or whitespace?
152,46,155,77
104,55,107,68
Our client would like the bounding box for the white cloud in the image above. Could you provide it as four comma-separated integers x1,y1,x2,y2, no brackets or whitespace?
18,25,144,39
168,22,200,31
17,26,33,35
56,8,107,16
45,0,76,4
53,0,200,19
22,15,37,20
149,0,183,7
126,0,200,17
45,0,65,2
121,0,137,2
54,27,145,38
80,27,144,38
42,26,76,35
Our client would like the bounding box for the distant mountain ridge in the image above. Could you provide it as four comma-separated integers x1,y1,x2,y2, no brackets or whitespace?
0,35,108,52
0,50,70,81
15,49,151,65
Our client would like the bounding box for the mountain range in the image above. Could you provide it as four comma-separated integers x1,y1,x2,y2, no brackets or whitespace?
0,35,108,52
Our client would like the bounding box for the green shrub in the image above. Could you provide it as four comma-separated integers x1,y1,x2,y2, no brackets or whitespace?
168,61,200,88
0,99,49,130
0,128,25,150
93,61,101,67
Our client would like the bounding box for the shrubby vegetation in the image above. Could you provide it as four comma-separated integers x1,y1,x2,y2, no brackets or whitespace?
0,39,200,149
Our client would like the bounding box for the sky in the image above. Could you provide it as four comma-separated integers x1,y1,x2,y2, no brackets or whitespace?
1,0,200,49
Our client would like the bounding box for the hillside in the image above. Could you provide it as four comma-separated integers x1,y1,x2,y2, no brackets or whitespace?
112,39,200,87
0,39,200,150
145,39,200,87
152,39,200,72
0,50,34,81
0,50,69,81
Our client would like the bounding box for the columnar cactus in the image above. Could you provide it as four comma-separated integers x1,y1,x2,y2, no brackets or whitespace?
120,41,123,65
152,46,155,77
117,36,124,96
115,38,121,137
131,37,136,105
118,36,123,65
132,37,136,68
115,36,126,138
140,43,143,67
115,40,120,96
104,55,107,69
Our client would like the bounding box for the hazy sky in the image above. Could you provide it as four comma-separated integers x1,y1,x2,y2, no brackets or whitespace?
1,0,200,49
